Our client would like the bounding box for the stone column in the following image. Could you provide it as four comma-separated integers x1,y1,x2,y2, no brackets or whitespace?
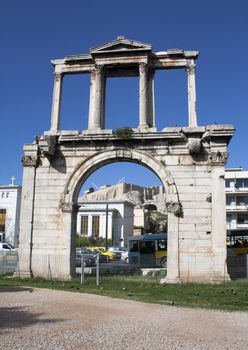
18,152,38,278
88,65,104,131
50,72,63,131
100,77,106,129
147,69,155,128
186,62,197,127
139,63,149,129
88,215,93,236
88,70,96,129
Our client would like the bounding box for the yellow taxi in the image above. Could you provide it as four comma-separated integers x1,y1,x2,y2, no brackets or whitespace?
88,247,118,261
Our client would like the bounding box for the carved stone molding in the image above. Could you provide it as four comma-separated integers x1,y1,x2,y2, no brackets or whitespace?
187,137,202,154
59,200,79,213
21,156,39,167
206,193,212,203
54,72,62,82
186,64,196,75
94,64,104,74
39,135,57,156
139,62,147,75
209,151,228,165
166,201,182,214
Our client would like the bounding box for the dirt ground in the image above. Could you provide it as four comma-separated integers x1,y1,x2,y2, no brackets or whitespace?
1,285,248,350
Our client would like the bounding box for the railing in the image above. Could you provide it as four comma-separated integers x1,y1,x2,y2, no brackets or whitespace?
0,250,247,282
0,251,18,275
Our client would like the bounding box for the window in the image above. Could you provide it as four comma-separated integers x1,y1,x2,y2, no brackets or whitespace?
0,209,6,232
6,193,9,198
236,179,243,188
158,239,166,251
237,214,248,225
226,196,235,205
80,216,88,235
129,241,138,252
92,215,100,236
226,214,232,223
225,179,231,188
237,196,248,206
1,193,4,198
236,179,248,189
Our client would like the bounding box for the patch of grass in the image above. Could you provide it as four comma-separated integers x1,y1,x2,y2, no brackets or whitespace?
1,275,248,312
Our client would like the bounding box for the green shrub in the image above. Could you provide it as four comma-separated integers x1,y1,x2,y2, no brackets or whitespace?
76,235,112,247
113,127,133,139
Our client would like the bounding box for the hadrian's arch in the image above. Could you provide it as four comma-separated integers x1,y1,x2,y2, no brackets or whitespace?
18,37,234,283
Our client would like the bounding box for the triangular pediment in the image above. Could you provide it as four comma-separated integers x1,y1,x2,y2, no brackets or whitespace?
90,36,152,54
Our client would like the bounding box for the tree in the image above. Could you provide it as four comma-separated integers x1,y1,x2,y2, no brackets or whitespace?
146,210,167,233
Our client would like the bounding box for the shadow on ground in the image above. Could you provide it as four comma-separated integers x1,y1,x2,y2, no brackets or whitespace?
0,285,34,293
0,305,63,332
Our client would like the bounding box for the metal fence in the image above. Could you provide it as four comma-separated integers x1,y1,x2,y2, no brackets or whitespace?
1,250,248,283
0,251,18,275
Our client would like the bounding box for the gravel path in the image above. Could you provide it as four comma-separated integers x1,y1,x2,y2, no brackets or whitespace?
1,285,248,350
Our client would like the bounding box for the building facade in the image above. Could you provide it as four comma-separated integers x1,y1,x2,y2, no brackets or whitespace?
77,200,134,246
225,168,248,235
0,181,21,245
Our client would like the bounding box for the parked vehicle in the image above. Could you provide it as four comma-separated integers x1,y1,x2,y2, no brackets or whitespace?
0,242,16,251
227,232,248,255
88,247,118,261
121,250,129,263
77,247,109,263
108,247,128,261
128,233,167,268
76,247,96,267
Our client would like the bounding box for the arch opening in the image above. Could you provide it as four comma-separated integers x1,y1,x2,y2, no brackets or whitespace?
62,150,179,277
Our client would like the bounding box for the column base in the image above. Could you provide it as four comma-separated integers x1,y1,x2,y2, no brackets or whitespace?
160,276,181,284
13,270,33,279
136,126,157,133
210,273,231,284
83,128,112,135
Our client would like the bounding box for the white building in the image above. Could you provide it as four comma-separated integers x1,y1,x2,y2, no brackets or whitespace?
225,168,248,235
0,180,22,245
77,200,134,246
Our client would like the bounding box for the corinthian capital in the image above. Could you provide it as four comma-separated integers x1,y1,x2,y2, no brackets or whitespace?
21,156,39,167
186,64,196,75
209,151,228,165
59,200,79,213
94,64,104,74
54,72,62,82
139,62,147,75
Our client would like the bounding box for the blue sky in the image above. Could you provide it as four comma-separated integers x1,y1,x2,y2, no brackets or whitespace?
0,0,247,190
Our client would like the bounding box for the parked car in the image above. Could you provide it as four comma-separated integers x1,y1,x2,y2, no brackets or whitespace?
108,247,128,262
76,247,96,267
88,247,118,261
78,247,109,263
0,242,16,251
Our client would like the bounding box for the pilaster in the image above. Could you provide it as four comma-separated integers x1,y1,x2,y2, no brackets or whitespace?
18,148,39,278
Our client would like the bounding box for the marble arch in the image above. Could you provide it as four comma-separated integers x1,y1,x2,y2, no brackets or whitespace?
18,37,234,283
